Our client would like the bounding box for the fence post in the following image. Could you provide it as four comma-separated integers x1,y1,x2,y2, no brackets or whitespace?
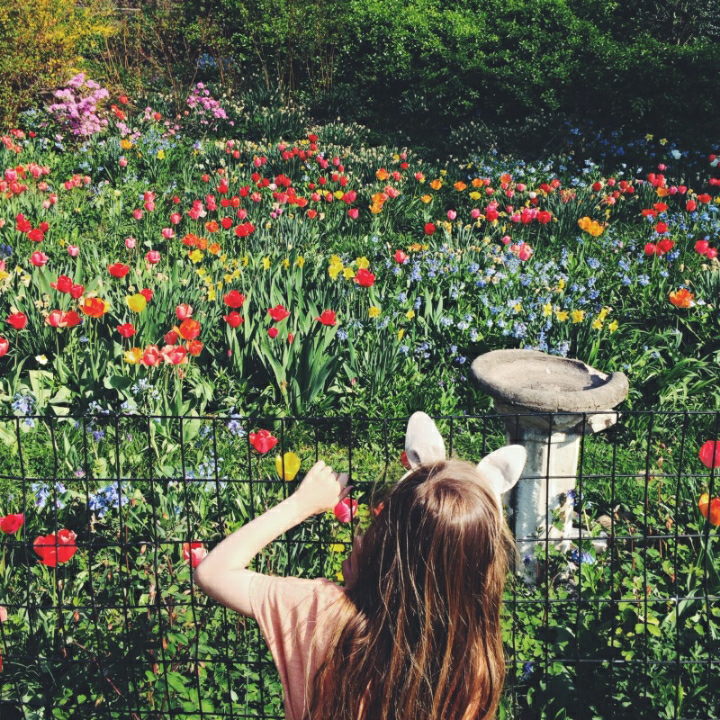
471,349,628,581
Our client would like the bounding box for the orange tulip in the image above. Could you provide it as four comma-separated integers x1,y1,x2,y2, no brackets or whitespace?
668,289,695,308
698,493,720,525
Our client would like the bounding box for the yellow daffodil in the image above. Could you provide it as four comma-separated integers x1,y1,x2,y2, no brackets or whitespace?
555,310,569,322
645,134,654,141
368,306,381,318
513,303,522,313
282,258,290,268
398,329,405,341
296,256,305,267
157,150,165,160
343,267,356,280
188,249,203,263
557,279,566,291
571,310,585,323
126,294,147,313
543,303,553,317
328,264,342,280
406,310,415,320
608,320,619,333
262,257,271,270
356,257,370,269
592,318,604,330
275,452,302,481
241,255,249,267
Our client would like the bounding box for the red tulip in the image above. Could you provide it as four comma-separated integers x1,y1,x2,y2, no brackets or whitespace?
117,323,136,338
223,290,246,308
485,208,499,222
333,497,358,523
537,210,552,224
394,250,408,264
347,208,359,220
0,337,8,357
686,200,697,212
164,330,179,345
223,312,244,328
316,310,337,326
51,275,73,293
140,288,153,302
0,513,24,534
7,313,27,330
656,238,675,255
699,440,720,469
108,263,130,278
70,284,84,299
706,248,718,260
697,194,712,204
424,223,436,235
182,542,207,568
33,529,78,566
644,243,657,256
177,319,201,341
28,228,44,242
354,268,376,287
267,305,290,322
695,240,710,255
249,429,278,454
186,340,203,356
267,327,279,338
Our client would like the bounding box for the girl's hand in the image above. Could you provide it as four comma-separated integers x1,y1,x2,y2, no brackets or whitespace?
293,460,352,517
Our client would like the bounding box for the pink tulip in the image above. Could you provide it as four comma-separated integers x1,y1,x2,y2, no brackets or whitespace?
30,251,49,267
333,497,358,523
119,157,128,168
146,250,161,264
176,303,193,320
183,542,208,568
144,201,155,212
170,212,182,224
447,210,457,221
67,245,80,257
125,237,137,250
470,208,481,219
161,228,175,239
133,209,143,220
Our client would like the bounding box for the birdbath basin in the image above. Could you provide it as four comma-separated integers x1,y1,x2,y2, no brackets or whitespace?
471,349,629,581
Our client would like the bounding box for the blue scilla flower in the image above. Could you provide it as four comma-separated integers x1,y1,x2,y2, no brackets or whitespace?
399,345,409,354
468,262,479,273
588,256,602,270
337,328,348,341
570,548,595,565
397,292,407,303
638,274,650,286
440,316,454,326
410,264,422,281
31,481,66,511
414,296,422,309
392,266,401,276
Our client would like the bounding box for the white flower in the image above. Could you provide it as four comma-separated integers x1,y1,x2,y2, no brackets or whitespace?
35,355,48,365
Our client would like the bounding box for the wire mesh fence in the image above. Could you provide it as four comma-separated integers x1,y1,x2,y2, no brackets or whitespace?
0,409,718,719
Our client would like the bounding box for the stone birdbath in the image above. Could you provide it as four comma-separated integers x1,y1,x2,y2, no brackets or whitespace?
471,349,629,582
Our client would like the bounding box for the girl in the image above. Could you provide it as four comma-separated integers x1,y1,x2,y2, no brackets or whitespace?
193,413,525,720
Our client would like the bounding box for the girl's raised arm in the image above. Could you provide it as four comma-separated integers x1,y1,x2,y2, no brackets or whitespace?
192,461,351,617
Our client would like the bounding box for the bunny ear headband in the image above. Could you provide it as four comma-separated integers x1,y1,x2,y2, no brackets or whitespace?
403,411,526,501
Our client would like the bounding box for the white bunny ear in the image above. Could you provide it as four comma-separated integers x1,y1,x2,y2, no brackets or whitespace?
477,445,527,496
404,412,446,468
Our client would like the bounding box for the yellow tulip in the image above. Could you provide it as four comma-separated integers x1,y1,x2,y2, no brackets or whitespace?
126,294,147,313
275,452,302,481
124,347,143,364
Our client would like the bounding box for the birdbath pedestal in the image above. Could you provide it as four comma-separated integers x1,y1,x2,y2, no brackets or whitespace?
471,349,629,582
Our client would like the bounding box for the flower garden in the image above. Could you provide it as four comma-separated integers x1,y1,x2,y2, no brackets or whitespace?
0,74,719,718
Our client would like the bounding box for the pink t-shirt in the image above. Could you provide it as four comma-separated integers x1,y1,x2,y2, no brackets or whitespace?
248,573,348,720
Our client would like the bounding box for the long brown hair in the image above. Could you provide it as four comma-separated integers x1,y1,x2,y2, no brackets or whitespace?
303,460,514,720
